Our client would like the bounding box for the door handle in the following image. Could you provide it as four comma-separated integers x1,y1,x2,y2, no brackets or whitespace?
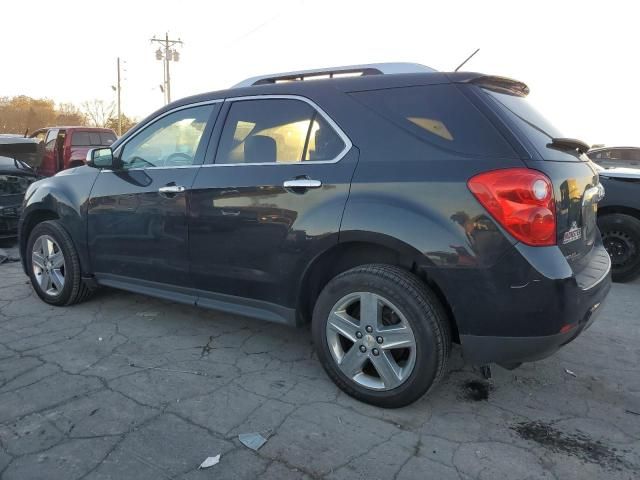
283,179,322,189
221,210,241,216
158,185,186,194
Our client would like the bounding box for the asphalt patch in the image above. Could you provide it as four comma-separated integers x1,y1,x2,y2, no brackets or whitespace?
460,380,493,401
512,421,629,471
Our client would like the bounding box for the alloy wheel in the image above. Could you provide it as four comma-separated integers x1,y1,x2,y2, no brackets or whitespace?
31,234,66,297
325,292,417,391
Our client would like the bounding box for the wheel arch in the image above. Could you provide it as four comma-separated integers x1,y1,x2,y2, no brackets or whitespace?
598,205,640,223
295,236,460,342
19,185,91,277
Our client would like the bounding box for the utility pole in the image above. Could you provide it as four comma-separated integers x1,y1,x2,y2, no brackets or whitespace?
116,57,122,135
111,58,124,135
151,33,182,105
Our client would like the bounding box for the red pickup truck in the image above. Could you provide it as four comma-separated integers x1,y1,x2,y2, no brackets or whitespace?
30,127,117,176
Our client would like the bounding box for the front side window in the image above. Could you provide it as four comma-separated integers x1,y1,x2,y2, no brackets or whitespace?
44,130,59,153
120,105,213,169
216,99,345,164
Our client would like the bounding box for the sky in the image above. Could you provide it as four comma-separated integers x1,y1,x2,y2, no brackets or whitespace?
2,0,638,146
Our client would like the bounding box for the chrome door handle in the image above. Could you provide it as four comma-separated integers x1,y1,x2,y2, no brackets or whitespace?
283,179,322,189
158,185,186,194
221,210,240,216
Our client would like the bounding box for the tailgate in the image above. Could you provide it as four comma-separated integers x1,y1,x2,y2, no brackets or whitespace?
529,160,602,267
477,81,606,275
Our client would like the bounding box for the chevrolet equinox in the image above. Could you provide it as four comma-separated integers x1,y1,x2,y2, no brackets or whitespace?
19,63,611,407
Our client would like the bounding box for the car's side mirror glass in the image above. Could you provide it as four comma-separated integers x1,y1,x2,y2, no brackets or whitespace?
87,148,114,169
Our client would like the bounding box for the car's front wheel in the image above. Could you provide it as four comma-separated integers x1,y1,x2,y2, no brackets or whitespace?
599,213,640,283
312,264,451,408
26,220,94,306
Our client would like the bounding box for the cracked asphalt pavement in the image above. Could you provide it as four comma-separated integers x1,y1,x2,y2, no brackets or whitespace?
1,241,639,479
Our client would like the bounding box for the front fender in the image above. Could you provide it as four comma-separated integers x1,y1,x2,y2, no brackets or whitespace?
19,166,100,274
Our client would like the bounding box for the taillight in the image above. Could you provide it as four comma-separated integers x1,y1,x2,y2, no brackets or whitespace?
467,168,556,246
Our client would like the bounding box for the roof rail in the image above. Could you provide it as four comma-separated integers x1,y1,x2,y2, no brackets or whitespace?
232,62,437,88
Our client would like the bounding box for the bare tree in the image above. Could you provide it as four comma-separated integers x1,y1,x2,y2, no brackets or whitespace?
56,102,86,126
82,99,116,127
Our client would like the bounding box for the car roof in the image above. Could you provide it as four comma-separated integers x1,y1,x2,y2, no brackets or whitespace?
134,71,491,124
589,146,640,152
115,69,524,151
32,127,116,133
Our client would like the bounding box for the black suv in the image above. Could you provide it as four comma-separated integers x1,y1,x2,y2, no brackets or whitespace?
19,63,611,407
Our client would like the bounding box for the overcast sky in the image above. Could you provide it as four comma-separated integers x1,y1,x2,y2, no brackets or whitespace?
2,0,638,146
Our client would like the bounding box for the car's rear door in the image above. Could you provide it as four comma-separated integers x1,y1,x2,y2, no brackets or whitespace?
87,102,221,290
189,96,357,318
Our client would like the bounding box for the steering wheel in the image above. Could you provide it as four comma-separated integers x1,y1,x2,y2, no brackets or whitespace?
126,156,155,168
164,152,193,166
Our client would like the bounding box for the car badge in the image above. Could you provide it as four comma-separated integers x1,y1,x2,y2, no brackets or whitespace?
563,221,582,244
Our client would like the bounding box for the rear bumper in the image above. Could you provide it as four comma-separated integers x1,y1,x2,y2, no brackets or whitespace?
431,240,612,365
460,293,607,364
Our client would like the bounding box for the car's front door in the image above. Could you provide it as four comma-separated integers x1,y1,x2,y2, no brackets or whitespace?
40,129,59,177
189,96,357,318
87,102,220,289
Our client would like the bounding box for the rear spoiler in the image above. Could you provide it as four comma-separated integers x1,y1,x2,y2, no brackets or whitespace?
467,75,530,97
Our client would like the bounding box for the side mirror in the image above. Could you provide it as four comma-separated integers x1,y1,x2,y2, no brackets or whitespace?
86,148,114,169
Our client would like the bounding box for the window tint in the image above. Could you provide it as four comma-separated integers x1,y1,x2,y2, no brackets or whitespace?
483,89,582,161
216,99,345,164
100,132,117,145
611,148,640,161
71,131,90,146
350,84,515,157
44,130,58,153
120,105,213,169
72,131,118,146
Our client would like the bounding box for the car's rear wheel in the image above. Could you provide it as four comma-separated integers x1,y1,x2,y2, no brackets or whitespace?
599,213,640,283
26,220,94,306
312,264,451,408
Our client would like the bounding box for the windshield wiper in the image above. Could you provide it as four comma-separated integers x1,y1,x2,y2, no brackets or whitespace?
548,138,590,154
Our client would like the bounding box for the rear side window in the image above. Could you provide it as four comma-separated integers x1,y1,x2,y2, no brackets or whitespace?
350,84,515,157
101,132,117,145
483,89,582,162
71,131,117,146
216,99,346,164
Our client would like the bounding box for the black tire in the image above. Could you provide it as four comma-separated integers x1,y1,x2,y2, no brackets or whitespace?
26,220,94,306
599,213,640,283
312,264,451,408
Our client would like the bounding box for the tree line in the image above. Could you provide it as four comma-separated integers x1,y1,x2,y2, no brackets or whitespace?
0,96,137,136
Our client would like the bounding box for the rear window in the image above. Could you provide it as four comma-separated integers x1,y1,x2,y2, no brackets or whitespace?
350,84,515,157
483,89,584,161
71,131,117,146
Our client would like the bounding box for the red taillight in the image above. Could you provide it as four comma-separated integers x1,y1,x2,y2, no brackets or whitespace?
467,168,556,246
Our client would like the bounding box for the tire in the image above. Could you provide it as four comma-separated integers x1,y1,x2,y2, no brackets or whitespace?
598,213,640,283
26,220,94,306
312,264,451,408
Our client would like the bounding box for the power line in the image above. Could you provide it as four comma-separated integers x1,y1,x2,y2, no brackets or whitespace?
151,33,183,104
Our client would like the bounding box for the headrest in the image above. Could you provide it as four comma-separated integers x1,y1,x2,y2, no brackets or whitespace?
244,135,277,164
